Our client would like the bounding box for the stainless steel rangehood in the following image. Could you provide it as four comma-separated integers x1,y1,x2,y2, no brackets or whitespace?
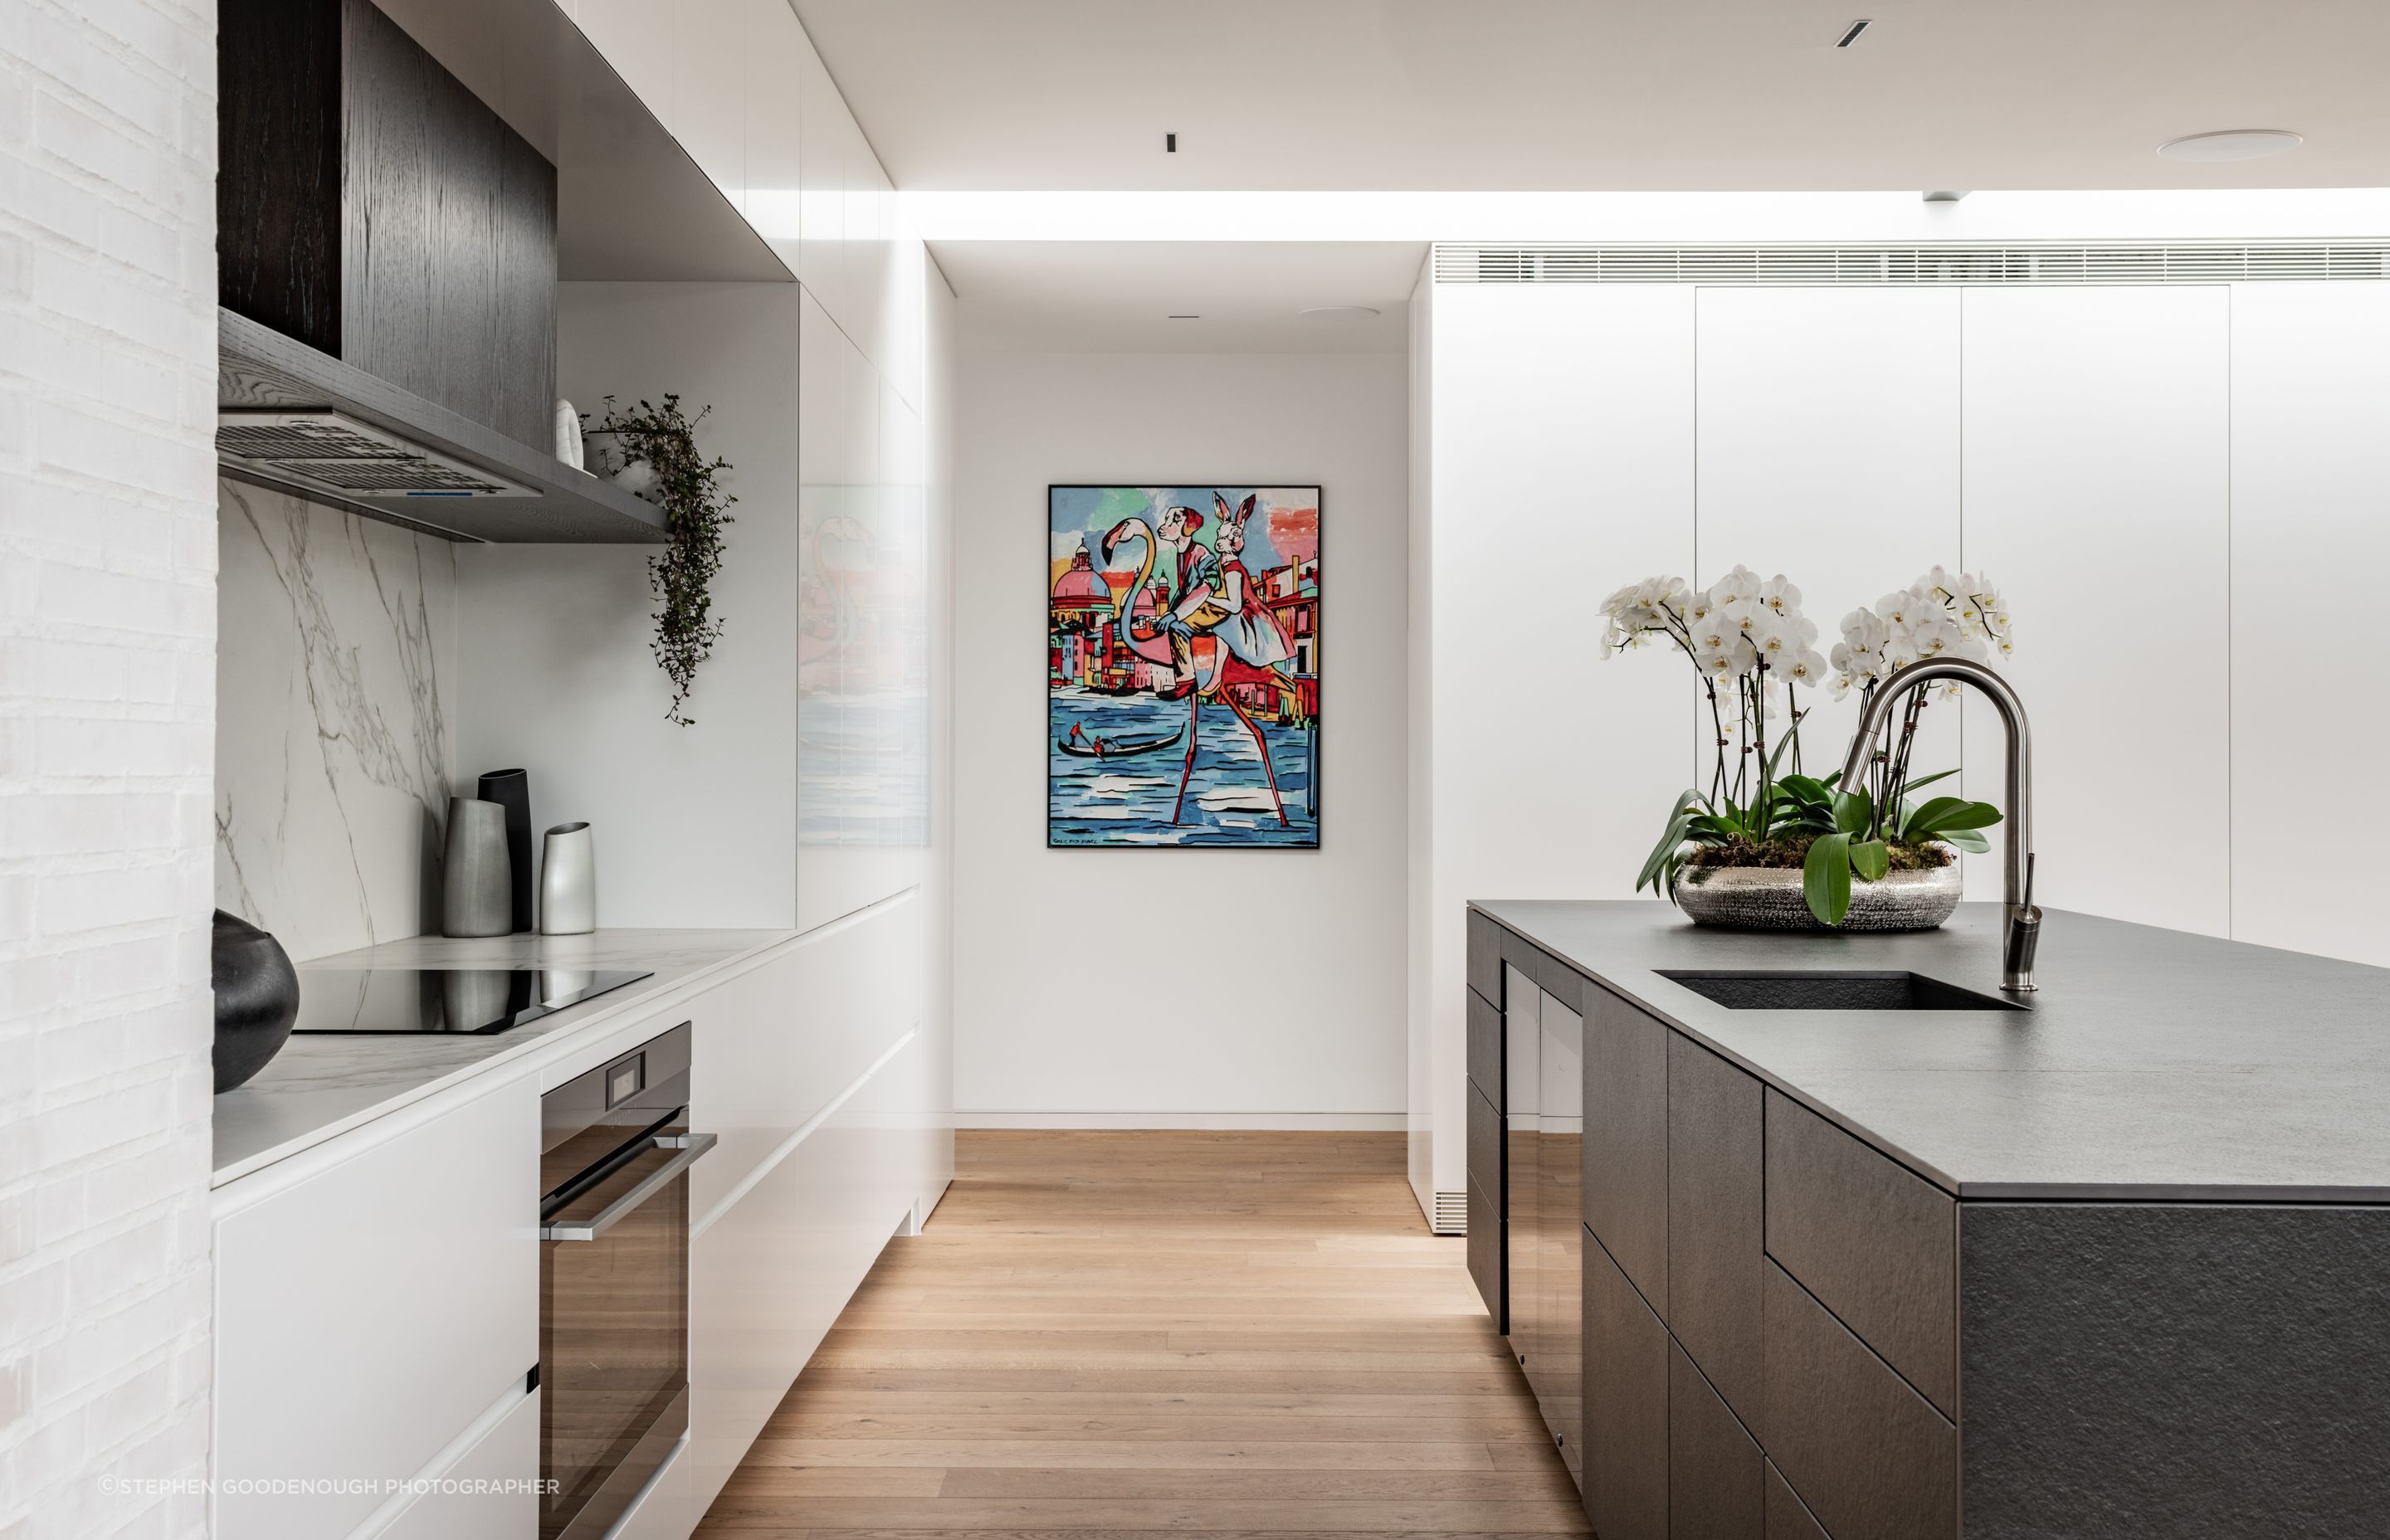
217,411,538,500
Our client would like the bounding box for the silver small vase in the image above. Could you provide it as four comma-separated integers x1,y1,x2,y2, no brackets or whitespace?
539,822,596,935
1674,858,1963,933
442,797,512,938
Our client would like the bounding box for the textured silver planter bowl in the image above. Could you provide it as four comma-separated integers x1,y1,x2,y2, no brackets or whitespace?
1675,855,1962,933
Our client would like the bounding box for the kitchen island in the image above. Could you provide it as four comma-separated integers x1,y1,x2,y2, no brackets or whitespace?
1467,899,2390,1540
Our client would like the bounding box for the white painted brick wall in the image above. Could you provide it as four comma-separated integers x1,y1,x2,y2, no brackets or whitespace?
1,0,218,1535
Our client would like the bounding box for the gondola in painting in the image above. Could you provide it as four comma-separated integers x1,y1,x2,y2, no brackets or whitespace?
1047,485,1320,847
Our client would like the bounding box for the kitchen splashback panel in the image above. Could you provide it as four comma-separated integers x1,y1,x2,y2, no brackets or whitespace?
215,477,458,961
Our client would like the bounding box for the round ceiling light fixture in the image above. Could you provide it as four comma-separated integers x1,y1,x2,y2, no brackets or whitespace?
2157,129,2303,163
1300,305,1382,319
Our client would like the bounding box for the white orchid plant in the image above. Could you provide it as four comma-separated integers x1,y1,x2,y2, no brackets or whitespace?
1599,565,2016,926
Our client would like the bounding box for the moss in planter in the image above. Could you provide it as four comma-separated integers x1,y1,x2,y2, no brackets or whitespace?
1685,836,1955,871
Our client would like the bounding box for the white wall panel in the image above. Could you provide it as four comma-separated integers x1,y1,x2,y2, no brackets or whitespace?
952,351,1410,1123
1426,284,1695,1196
1959,286,2231,933
461,284,803,928
1695,286,1964,783
2229,284,2390,964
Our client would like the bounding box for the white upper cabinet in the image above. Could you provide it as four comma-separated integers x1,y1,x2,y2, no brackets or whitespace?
742,0,805,266
1429,284,1697,903
1695,286,1965,782
1958,285,2231,934
2228,283,2390,964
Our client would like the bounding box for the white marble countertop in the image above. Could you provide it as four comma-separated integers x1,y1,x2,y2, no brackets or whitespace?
212,928,794,1187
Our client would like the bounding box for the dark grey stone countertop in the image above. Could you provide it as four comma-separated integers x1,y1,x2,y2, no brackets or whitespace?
1473,899,2390,1202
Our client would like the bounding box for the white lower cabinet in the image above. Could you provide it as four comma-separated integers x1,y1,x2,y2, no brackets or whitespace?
602,1435,694,1540
212,1075,539,1540
373,1387,540,1540
687,1048,915,1514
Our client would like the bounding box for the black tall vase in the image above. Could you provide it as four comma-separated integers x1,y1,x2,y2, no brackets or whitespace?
212,910,299,1094
478,768,534,933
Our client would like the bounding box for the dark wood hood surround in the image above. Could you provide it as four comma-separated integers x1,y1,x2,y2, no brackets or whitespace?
220,0,558,451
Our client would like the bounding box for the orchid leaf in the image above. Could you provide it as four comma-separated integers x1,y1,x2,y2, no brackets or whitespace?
1804,832,1853,926
1908,797,2002,835
1900,768,1960,796
1850,838,1890,883
1832,791,1872,836
1942,829,1992,854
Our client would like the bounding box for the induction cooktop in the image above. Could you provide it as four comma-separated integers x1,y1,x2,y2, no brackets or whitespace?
290,968,653,1035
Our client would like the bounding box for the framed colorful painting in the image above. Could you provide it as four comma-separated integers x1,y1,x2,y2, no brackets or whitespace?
1047,485,1321,848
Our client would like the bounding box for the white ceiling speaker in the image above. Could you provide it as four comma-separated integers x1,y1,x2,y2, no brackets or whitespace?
2158,129,2303,163
1300,305,1382,319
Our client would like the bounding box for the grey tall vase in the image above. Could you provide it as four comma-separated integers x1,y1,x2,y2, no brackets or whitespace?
442,797,511,938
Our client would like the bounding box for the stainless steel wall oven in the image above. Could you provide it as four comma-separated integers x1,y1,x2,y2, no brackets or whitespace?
538,1021,714,1540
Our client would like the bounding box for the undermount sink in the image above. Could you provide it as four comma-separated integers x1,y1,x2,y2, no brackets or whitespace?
1659,969,2027,1012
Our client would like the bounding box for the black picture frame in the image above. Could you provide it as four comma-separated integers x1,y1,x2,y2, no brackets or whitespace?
1045,483,1324,850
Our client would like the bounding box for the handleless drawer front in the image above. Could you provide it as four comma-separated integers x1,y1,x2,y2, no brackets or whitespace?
1763,1261,1956,1540
1466,1175,1504,1332
1764,1460,1832,1540
1669,1033,1764,1430
1468,1079,1503,1209
1468,909,1503,1002
1584,985,1670,1312
1764,1090,1956,1416
1671,1340,1763,1540
1468,988,1504,1108
1583,1232,1670,1540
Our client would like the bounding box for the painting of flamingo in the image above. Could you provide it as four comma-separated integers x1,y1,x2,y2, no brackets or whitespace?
1049,485,1320,848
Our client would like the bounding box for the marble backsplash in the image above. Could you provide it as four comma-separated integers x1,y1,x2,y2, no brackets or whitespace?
215,479,458,962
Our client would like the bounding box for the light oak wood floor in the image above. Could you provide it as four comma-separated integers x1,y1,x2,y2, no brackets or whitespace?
694,1129,1590,1537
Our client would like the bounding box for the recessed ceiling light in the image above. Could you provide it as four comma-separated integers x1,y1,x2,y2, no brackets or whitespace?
2157,129,2303,163
1167,314,1200,319
1300,305,1382,319
1834,18,1871,47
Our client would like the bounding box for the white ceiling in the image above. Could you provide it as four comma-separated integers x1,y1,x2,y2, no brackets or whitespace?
793,0,2390,192
938,241,1422,353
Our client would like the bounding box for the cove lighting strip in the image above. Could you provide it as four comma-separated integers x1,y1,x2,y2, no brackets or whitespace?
1433,242,2390,285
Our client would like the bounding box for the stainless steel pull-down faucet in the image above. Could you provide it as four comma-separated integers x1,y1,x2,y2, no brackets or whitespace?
1836,656,2041,992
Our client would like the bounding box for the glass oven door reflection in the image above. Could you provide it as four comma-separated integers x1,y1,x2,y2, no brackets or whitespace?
539,1129,691,1540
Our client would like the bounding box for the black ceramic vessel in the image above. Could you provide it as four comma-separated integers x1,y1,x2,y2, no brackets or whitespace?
478,768,534,933
212,909,300,1094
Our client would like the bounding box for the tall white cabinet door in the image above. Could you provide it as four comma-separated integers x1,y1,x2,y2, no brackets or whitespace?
1695,286,1964,777
1430,284,1696,900
2229,284,2390,964
1958,286,2231,934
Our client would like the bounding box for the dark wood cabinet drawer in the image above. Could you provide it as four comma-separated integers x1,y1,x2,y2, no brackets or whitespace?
1466,1175,1504,1333
1468,988,1504,1109
1669,1033,1764,1431
1467,1079,1503,1208
1583,1231,1669,1540
1764,1091,1956,1416
1764,1461,1831,1540
1763,1261,1955,1540
1671,1339,1762,1539
1467,909,1503,1004
1583,985,1670,1312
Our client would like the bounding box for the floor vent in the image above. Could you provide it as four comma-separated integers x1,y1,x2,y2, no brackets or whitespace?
1430,1190,1468,1236
1433,241,2390,286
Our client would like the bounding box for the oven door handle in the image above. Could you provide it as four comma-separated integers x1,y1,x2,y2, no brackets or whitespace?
539,1130,718,1242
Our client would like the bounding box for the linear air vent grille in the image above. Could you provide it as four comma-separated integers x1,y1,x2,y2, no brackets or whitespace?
1430,1189,1468,1236
1433,243,2390,286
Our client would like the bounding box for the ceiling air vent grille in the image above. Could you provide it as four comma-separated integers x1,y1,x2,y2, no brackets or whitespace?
1434,242,2390,286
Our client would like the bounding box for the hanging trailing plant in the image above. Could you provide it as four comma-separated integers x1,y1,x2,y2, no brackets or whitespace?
585,394,735,725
